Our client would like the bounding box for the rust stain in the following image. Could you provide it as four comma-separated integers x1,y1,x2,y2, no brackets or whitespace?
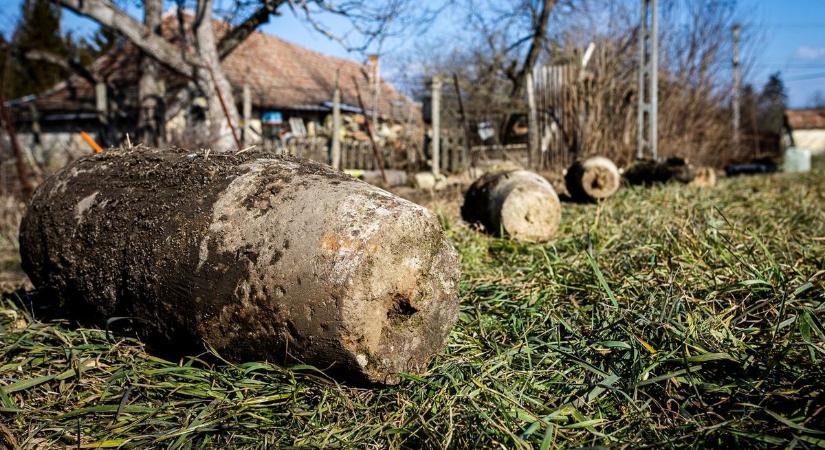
320,233,360,252
320,229,382,253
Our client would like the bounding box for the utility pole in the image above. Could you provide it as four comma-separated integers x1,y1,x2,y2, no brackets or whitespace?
637,0,658,161
732,24,741,147
431,75,442,176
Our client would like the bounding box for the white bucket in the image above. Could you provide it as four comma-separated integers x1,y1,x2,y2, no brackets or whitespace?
784,147,811,173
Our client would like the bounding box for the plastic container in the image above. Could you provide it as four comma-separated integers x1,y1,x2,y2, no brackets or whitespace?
784,147,811,173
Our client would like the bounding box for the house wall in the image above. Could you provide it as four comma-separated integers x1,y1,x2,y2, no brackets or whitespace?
792,129,825,154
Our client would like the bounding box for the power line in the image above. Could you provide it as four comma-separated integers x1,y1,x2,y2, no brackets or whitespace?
784,71,825,82
764,23,825,28
752,64,825,69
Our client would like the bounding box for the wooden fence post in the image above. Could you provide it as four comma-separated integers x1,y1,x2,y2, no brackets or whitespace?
431,75,441,176
453,74,472,169
331,69,342,170
526,71,539,170
242,83,251,146
353,76,387,184
95,82,108,125
27,103,44,177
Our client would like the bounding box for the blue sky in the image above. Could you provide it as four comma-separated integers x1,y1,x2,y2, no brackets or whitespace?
741,0,825,107
1,0,823,107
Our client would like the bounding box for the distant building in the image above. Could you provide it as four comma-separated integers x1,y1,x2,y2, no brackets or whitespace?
5,17,419,169
784,109,825,155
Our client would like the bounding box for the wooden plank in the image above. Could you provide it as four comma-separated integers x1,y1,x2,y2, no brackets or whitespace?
526,71,539,170
242,83,251,146
452,74,472,169
331,70,342,170
431,76,441,176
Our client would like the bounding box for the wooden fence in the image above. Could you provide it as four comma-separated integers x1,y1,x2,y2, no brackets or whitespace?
532,63,580,170
258,133,500,174
260,138,419,172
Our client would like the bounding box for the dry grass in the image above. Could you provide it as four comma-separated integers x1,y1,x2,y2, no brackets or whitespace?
0,196,27,290
1,167,824,449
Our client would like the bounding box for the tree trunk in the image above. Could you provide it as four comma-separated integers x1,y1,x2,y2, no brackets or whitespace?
500,0,556,143
137,0,163,146
0,94,35,197
509,0,556,99
20,148,461,385
461,170,561,241
194,0,241,151
55,0,251,151
564,156,621,202
0,51,36,197
55,0,195,77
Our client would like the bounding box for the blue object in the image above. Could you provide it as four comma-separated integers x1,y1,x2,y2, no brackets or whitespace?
262,111,283,125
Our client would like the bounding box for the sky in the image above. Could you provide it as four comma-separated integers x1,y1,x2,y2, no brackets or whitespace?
0,0,823,107
740,0,825,107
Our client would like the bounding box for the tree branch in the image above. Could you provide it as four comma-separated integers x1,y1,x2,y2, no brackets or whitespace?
217,0,285,59
53,0,198,78
510,0,556,97
22,49,99,85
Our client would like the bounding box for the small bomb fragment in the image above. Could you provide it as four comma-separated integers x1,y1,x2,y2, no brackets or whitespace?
565,156,621,202
462,170,561,241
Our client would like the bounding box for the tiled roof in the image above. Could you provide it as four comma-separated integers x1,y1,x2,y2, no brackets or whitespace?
223,29,413,118
786,109,825,130
20,16,417,122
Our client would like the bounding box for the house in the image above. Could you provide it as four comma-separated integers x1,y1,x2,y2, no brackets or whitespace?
784,109,825,155
5,16,420,170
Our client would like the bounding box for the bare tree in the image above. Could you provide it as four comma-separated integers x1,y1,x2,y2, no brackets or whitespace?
136,0,163,146
402,0,751,167
21,49,98,85
52,0,233,149
52,0,418,151
507,0,557,98
421,0,572,142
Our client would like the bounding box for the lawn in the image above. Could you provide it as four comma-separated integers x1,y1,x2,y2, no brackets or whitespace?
1,168,824,449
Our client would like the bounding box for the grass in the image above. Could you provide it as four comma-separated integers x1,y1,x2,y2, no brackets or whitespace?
1,169,824,449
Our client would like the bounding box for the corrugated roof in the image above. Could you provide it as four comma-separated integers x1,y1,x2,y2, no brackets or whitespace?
786,109,825,130
18,15,418,122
